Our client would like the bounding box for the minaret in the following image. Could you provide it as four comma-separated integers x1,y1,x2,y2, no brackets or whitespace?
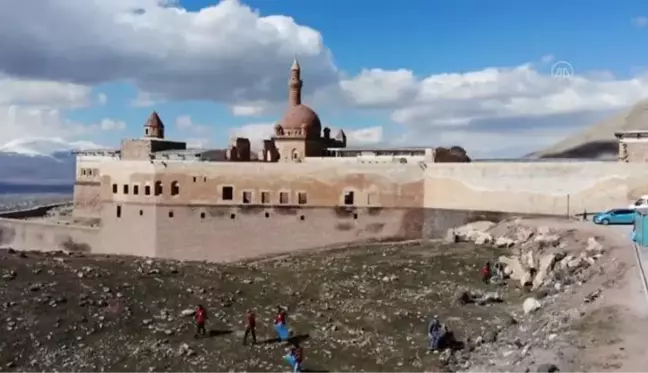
288,57,302,107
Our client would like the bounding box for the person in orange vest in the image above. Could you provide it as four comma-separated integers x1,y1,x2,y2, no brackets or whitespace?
194,304,207,338
481,262,492,284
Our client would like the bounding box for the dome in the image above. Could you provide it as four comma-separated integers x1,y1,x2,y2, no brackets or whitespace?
280,104,322,133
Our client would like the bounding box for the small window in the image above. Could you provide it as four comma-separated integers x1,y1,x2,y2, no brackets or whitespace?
123,184,129,194
261,192,270,204
144,185,151,195
279,192,289,204
139,210,143,216
133,185,139,195
193,177,197,183
154,181,163,196
168,211,174,218
200,212,206,219
344,191,355,205
116,205,122,218
367,193,377,205
298,192,307,205
87,169,92,176
230,213,236,219
112,184,118,194
242,191,252,204
171,181,179,196
222,186,233,201
81,169,87,176
265,212,270,218
203,177,207,182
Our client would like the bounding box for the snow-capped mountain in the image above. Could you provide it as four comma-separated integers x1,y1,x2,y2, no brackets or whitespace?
0,137,104,187
0,137,103,158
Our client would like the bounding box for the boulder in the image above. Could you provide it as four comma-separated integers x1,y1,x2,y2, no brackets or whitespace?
474,232,493,245
514,227,535,243
499,256,532,287
494,236,516,248
585,237,604,254
532,253,557,290
534,234,561,246
444,230,459,243
523,297,541,314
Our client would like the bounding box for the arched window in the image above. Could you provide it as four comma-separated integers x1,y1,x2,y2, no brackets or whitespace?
154,181,163,196
291,149,299,160
170,181,179,196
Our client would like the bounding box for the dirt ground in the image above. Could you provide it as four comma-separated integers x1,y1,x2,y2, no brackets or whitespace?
544,220,648,372
0,242,523,372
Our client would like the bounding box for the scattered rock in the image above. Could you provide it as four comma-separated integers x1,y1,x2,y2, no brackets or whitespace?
523,297,541,314
537,363,560,372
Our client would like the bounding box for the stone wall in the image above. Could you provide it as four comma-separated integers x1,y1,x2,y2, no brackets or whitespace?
73,182,102,218
0,218,99,252
424,162,648,214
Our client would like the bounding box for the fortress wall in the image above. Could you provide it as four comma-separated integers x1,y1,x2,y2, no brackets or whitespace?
424,162,648,215
73,182,102,218
0,218,99,252
95,203,157,257
153,205,425,262
99,160,425,208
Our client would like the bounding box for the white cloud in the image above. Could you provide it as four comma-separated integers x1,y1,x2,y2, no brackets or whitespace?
0,0,337,106
230,102,274,117
345,126,383,145
175,115,209,135
0,75,120,143
632,16,648,28
131,91,159,108
0,74,90,108
98,118,126,131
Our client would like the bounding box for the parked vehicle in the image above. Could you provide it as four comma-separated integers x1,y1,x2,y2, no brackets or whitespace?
593,208,636,225
629,195,648,209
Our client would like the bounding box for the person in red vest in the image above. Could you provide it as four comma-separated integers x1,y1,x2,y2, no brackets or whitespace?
274,305,289,341
243,309,257,345
195,304,207,338
481,262,492,284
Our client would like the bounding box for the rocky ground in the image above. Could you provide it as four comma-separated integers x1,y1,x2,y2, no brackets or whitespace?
0,240,525,372
449,218,648,372
1,217,647,372
0,194,71,213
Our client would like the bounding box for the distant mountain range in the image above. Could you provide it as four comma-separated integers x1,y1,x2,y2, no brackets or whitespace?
0,137,102,190
530,98,648,159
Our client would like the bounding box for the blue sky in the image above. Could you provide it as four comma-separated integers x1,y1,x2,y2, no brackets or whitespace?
1,0,648,157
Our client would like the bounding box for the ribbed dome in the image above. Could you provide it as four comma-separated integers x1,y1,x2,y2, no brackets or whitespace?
281,104,322,134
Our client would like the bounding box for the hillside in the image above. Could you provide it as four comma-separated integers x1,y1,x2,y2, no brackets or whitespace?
530,98,648,159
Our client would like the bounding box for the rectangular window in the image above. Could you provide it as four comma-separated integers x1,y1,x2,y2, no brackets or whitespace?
279,192,289,204
144,185,151,195
116,205,121,218
171,181,179,196
154,181,163,196
123,184,129,194
133,185,139,195
344,191,355,205
261,191,270,204
81,169,87,176
193,177,197,183
222,186,233,201
112,184,118,194
298,192,308,205
242,191,252,204
367,193,377,205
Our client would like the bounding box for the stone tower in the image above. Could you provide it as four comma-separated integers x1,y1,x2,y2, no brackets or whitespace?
289,57,303,107
144,111,165,139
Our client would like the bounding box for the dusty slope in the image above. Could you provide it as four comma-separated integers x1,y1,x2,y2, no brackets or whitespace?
531,98,648,159
0,242,518,372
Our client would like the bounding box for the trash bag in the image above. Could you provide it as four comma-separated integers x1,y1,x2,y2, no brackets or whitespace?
275,323,290,341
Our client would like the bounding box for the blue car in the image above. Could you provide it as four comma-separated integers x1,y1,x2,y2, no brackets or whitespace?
593,208,636,225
